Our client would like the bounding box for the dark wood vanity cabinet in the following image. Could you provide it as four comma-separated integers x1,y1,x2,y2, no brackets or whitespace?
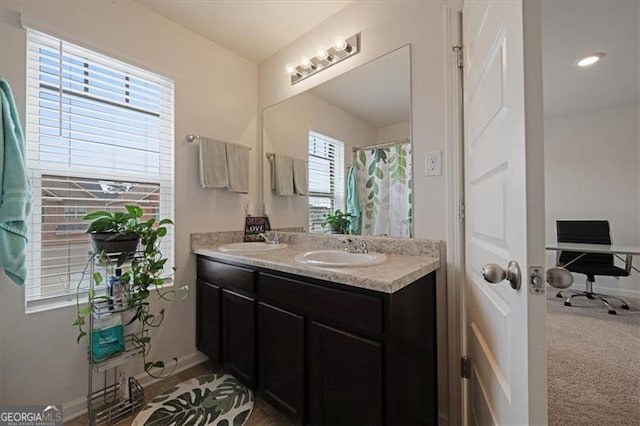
195,279,221,363
196,255,437,425
222,289,256,386
308,321,383,425
258,303,305,422
196,257,257,387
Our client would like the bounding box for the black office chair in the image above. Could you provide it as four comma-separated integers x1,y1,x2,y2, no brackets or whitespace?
555,220,630,315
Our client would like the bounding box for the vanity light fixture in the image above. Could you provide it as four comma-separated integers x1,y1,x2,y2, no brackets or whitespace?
577,52,605,67
286,33,360,85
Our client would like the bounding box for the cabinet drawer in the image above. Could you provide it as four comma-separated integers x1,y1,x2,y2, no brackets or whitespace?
197,257,255,293
259,273,383,335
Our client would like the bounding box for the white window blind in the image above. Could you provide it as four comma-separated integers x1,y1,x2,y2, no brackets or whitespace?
25,29,175,312
308,131,345,233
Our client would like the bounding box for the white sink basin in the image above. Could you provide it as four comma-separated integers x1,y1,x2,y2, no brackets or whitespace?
294,250,387,267
219,242,288,252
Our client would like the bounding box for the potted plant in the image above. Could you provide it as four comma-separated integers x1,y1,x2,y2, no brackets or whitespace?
74,205,188,378
321,209,354,234
83,206,146,256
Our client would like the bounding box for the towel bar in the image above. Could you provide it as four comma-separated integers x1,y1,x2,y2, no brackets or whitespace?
265,153,306,162
187,134,251,150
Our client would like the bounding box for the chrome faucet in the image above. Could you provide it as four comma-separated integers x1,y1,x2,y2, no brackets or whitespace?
342,238,368,254
259,232,280,245
342,238,356,253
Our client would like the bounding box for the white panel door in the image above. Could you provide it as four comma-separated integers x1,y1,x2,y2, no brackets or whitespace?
463,1,546,425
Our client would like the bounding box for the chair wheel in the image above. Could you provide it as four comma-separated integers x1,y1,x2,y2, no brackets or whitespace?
564,301,572,307
622,304,630,310
556,292,563,298
608,310,617,315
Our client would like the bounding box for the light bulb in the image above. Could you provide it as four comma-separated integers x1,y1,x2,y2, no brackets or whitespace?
285,63,295,74
317,47,329,60
300,56,311,67
333,36,347,51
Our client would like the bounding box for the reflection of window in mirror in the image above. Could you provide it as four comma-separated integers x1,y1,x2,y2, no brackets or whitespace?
308,131,345,233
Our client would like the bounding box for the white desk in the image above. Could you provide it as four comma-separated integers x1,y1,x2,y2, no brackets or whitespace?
546,243,640,256
546,243,640,272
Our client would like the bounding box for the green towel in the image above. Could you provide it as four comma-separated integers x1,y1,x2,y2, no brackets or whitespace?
346,166,361,235
0,78,32,286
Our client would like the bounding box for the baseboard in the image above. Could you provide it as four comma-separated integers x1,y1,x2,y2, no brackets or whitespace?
603,288,640,309
63,351,208,422
62,395,87,423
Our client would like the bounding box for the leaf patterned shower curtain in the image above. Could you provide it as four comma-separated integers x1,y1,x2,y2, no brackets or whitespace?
355,143,412,237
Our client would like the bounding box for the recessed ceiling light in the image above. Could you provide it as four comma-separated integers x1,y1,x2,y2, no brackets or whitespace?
577,52,605,67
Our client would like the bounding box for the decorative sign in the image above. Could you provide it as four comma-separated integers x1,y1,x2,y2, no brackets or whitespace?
244,216,271,242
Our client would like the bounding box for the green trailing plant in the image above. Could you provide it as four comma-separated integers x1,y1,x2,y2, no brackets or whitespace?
73,205,188,379
83,205,150,234
320,209,354,234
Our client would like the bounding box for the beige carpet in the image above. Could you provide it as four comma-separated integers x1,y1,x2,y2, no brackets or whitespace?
547,292,640,426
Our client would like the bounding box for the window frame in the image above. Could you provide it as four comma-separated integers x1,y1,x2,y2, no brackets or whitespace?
307,130,345,233
24,29,175,313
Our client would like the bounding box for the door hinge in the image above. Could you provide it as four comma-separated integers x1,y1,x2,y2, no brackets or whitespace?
461,356,471,379
452,45,463,68
459,201,465,222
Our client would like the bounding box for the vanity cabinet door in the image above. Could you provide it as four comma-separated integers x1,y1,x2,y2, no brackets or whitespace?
196,279,221,364
308,322,383,426
222,289,256,388
259,303,305,422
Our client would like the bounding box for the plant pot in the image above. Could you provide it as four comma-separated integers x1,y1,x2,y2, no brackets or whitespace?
90,232,140,256
329,224,348,234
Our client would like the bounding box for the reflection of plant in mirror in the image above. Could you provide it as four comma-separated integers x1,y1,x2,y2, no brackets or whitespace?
321,209,354,234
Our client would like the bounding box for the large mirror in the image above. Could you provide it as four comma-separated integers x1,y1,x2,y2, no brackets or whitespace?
262,46,412,237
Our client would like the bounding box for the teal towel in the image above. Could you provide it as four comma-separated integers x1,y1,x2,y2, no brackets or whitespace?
0,78,32,286
346,166,361,235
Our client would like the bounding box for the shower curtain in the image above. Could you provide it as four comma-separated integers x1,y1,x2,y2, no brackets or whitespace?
354,143,412,237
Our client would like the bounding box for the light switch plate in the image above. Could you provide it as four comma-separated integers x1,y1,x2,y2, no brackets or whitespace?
425,151,442,176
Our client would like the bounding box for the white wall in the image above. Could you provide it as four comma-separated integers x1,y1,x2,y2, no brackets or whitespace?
0,0,257,416
258,0,455,240
375,120,410,144
263,91,376,229
544,102,640,298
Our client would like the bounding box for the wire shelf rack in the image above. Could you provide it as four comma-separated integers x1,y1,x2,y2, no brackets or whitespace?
88,376,145,425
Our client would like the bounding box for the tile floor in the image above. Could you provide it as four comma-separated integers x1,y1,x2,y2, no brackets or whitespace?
65,362,293,425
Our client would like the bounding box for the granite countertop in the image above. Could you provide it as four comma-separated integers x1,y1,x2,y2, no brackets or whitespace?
191,231,442,294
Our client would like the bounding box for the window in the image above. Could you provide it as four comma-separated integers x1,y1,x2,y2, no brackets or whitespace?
308,131,345,232
25,29,174,312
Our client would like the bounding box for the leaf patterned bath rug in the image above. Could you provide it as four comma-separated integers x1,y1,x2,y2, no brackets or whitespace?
132,373,254,426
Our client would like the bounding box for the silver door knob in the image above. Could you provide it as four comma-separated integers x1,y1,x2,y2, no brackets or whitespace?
481,261,521,290
545,267,574,289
